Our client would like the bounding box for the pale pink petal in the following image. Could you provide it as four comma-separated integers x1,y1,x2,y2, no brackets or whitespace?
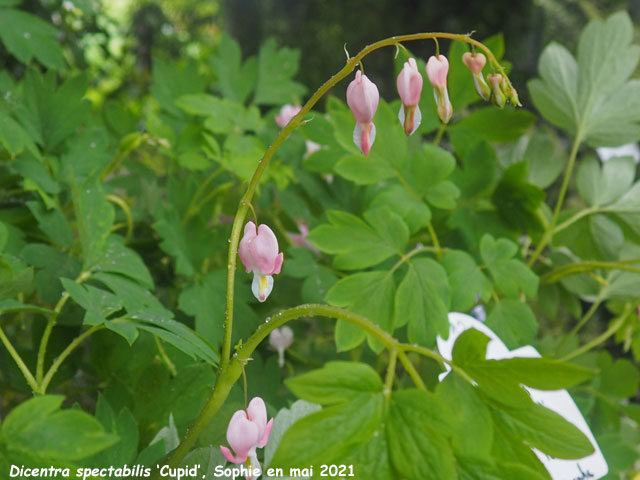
220,445,246,464
426,55,449,88
257,418,274,448
238,222,258,273
250,225,280,275
226,410,260,460
347,71,379,125
247,397,268,438
397,58,423,107
272,253,283,275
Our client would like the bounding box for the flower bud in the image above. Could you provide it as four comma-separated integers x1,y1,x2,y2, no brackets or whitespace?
269,326,294,367
462,52,491,101
396,58,423,135
487,74,507,109
346,70,379,156
505,85,522,107
275,104,301,128
238,222,284,303
426,55,453,124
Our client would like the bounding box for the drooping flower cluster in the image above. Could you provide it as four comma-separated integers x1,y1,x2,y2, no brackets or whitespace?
221,397,274,480
344,46,520,154
238,222,283,303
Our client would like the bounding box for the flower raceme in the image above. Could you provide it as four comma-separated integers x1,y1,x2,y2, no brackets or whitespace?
426,54,453,124
238,222,284,302
275,104,302,128
396,58,423,135
346,70,380,156
220,397,274,480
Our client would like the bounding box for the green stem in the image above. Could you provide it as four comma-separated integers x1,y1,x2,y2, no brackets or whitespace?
155,336,177,376
560,305,630,362
557,297,603,354
36,271,91,384
0,324,39,391
183,168,224,224
220,31,502,370
39,324,104,393
528,133,583,267
384,349,398,403
387,245,449,278
433,124,447,146
397,351,426,390
106,194,134,243
552,206,601,235
541,260,640,284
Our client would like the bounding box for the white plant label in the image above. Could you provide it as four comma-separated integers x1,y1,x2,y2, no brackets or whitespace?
436,312,609,480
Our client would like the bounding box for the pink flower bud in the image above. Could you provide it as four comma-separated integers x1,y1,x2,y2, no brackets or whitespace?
396,58,423,136
275,104,302,128
461,52,486,74
487,74,507,109
426,55,449,89
462,52,491,101
426,55,453,124
238,222,284,302
221,397,274,478
346,70,379,156
269,326,294,367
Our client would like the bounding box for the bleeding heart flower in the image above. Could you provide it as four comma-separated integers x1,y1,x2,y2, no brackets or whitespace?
426,55,453,124
487,73,507,108
346,70,379,156
238,222,284,302
396,58,423,135
269,326,294,367
220,397,274,480
275,104,302,128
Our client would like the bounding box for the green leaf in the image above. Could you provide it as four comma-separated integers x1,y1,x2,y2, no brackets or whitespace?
1,395,117,461
334,154,396,185
529,12,640,146
90,395,139,466
369,185,431,234
480,234,539,298
254,38,306,105
71,176,115,270
92,236,154,290
485,300,538,349
285,361,383,405
436,373,493,457
576,155,636,207
387,390,456,479
308,208,408,270
60,278,123,320
394,258,450,346
492,161,546,233
0,110,37,157
26,201,73,248
440,250,491,311
326,271,395,351
176,94,263,133
449,108,535,157
209,34,257,104
451,141,498,200
15,70,90,150
0,9,65,69
150,59,206,116
494,402,595,459
270,393,383,470
0,299,52,316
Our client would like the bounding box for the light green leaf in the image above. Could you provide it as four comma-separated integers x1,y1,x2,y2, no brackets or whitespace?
395,258,450,346
308,208,408,270
334,154,396,185
285,361,382,405
0,9,65,69
440,250,491,311
209,34,257,104
576,156,636,206
529,12,640,146
1,395,117,461
254,38,306,105
270,393,383,470
480,234,539,298
485,300,538,349
326,271,395,351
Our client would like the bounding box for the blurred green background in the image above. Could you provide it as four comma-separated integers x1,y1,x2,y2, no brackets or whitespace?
2,0,639,106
